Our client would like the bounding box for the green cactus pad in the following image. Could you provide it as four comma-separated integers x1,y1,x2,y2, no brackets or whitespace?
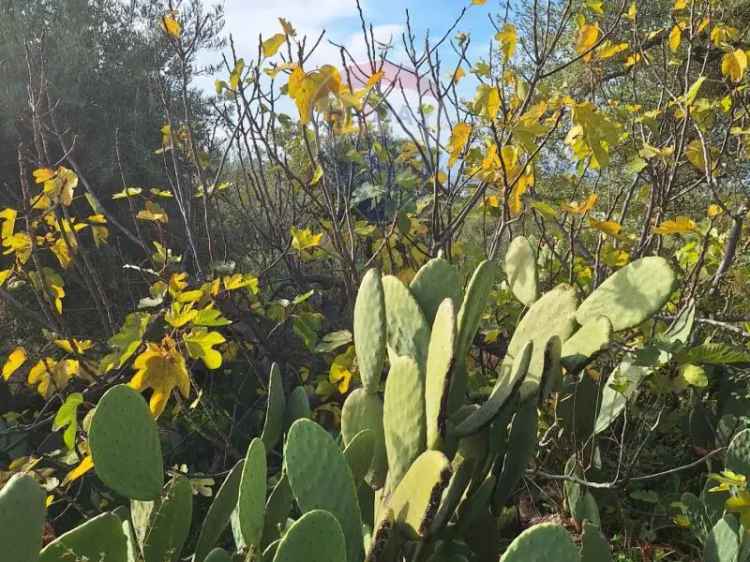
704,515,740,562
576,256,675,331
409,256,462,324
263,474,294,548
594,359,649,435
563,457,600,527
272,510,346,562
501,283,577,397
344,429,376,483
425,298,457,450
493,398,538,510
499,523,579,562
0,473,45,562
456,260,496,359
39,512,127,562
561,316,612,373
204,548,234,562
261,363,286,451
284,419,363,562
194,460,244,562
383,355,426,492
239,438,267,551
504,236,539,306
354,269,387,393
89,384,164,501
456,474,496,533
539,336,563,403
112,506,139,562
341,389,387,488
382,275,431,370
380,450,452,540
285,386,311,429
141,476,193,562
428,452,476,534
580,521,611,562
453,341,533,437
726,429,750,476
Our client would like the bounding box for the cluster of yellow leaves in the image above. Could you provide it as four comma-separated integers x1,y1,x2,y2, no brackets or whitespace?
473,84,501,121
721,49,748,83
565,101,622,169
654,216,697,235
291,226,323,253
27,357,80,398
448,123,472,167
496,24,517,63
32,166,78,208
477,144,534,216
161,11,182,39
576,23,600,62
130,337,190,418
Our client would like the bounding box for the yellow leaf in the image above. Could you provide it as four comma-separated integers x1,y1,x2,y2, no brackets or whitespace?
589,218,622,236
165,302,198,328
223,273,259,293
708,204,723,218
279,17,296,36
287,65,342,124
684,139,717,174
626,2,637,21
669,25,681,52
508,172,533,216
129,337,190,418
654,216,697,235
183,329,226,370
471,0,487,4
310,164,324,186
576,24,601,60
3,231,32,264
596,41,628,60
366,71,384,88
673,0,687,10
329,345,356,394
448,123,472,167
291,226,323,252
137,201,168,223
161,13,182,39
2,347,27,381
33,168,56,184
41,167,78,207
453,67,466,83
474,84,500,120
28,358,79,398
112,187,143,200
0,268,11,287
624,53,641,68
721,49,748,83
561,194,598,215
64,455,94,484
50,237,74,269
0,208,16,239
54,339,93,355
262,33,287,58
496,24,517,63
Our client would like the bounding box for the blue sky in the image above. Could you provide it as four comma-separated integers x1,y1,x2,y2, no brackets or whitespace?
200,0,500,85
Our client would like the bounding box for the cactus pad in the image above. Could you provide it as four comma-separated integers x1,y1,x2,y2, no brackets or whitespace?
594,359,649,434
272,510,346,562
344,429,376,483
493,397,538,510
285,386,311,429
261,363,286,451
39,512,127,562
379,450,452,539
726,429,750,476
425,298,457,450
0,473,45,562
238,438,267,552
89,384,164,501
263,474,294,548
561,316,612,373
456,260,496,359
410,256,462,324
354,269,387,393
453,341,533,437
194,460,244,562
141,476,193,562
498,523,579,562
576,256,675,331
580,521,611,562
341,388,387,488
704,515,740,562
383,355,426,492
504,236,539,306
382,275,431,370
284,419,363,562
204,548,233,562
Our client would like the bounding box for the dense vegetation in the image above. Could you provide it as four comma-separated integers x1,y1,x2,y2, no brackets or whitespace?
1,0,750,560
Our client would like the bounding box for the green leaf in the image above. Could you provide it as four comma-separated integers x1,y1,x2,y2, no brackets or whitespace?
314,330,353,354
52,392,84,450
679,343,750,365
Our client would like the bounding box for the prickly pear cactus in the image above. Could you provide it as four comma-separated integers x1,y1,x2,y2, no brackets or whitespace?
383,355,426,492
580,521,611,562
576,256,675,332
594,359,649,435
262,474,294,548
0,473,46,562
382,275,431,370
378,450,452,539
561,316,612,373
704,515,740,562
344,429,376,483
285,386,311,429
89,384,164,501
140,476,193,562
193,460,244,562
425,298,457,450
261,363,286,451
354,269,387,393
272,510,346,562
204,548,234,562
238,438,267,552
498,522,580,562
284,419,363,562
341,388,387,488
409,255,462,324
455,260,496,360
493,397,538,510
504,236,539,306
726,429,750,476
39,512,128,562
